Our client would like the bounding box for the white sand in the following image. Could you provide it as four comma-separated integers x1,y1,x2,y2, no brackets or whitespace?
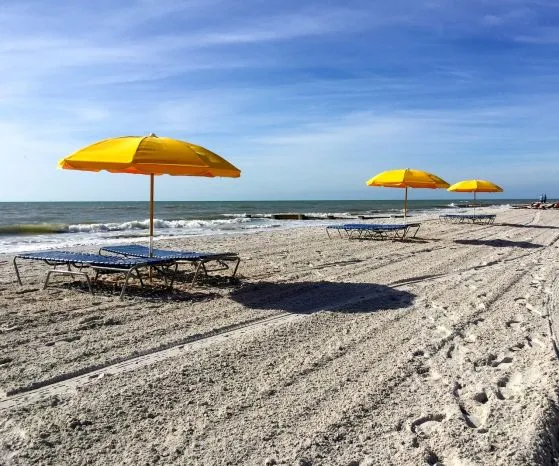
1,208,559,465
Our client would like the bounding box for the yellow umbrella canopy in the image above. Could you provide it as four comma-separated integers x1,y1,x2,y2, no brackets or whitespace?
447,179,503,193
447,179,503,214
59,134,240,177
59,134,241,253
366,168,450,219
366,168,450,189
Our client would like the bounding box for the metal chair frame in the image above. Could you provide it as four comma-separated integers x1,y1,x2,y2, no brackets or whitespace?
13,252,177,298
326,223,421,241
98,245,241,286
439,214,496,225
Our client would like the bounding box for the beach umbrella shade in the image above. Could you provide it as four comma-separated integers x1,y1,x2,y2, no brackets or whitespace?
447,179,503,214
58,134,241,254
366,168,450,220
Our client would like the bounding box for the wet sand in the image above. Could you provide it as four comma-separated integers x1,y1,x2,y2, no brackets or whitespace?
1,208,559,465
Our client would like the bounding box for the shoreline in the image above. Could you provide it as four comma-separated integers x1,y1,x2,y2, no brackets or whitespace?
1,207,559,464
0,204,510,256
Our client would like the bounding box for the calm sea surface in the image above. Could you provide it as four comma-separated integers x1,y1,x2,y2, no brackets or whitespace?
0,200,523,253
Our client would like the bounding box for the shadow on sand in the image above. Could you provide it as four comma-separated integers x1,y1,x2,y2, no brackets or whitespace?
403,236,441,244
230,281,415,314
61,280,220,302
497,222,559,230
454,239,542,249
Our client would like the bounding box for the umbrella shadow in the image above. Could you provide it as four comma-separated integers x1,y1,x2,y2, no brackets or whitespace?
453,239,542,249
230,281,415,314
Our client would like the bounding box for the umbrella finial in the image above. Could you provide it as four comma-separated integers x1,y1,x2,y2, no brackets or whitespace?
148,133,158,137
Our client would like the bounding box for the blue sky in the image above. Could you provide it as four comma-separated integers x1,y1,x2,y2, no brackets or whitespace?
1,0,559,201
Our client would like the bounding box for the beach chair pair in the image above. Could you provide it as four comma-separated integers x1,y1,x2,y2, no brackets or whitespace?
13,245,241,298
326,223,421,240
439,214,496,224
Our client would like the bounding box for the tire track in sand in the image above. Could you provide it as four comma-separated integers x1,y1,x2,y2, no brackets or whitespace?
0,313,300,412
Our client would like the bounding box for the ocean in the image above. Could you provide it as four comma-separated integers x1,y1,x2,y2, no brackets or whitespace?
0,200,521,254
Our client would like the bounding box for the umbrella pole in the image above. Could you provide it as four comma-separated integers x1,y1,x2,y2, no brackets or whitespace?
473,191,476,216
404,187,408,222
149,173,154,257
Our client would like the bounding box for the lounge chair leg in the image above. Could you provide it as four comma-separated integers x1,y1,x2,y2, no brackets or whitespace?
120,269,135,299
157,266,168,286
161,264,177,287
168,263,178,288
136,269,144,287
191,262,205,286
84,274,93,294
44,269,93,294
231,257,241,277
44,271,52,289
13,257,22,285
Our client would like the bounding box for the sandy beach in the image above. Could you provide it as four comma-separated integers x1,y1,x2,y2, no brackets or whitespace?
1,207,559,465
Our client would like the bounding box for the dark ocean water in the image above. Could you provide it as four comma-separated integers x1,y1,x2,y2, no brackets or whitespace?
0,199,522,253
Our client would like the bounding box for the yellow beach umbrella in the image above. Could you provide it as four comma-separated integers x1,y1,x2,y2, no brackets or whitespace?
447,179,503,214
366,168,450,220
59,134,241,254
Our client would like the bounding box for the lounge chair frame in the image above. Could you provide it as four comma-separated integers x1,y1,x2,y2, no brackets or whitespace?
439,214,496,224
326,223,421,241
13,251,177,298
99,245,241,286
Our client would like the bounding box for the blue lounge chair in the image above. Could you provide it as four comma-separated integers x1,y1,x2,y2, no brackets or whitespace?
326,223,421,240
13,251,177,298
439,214,496,224
99,244,241,285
